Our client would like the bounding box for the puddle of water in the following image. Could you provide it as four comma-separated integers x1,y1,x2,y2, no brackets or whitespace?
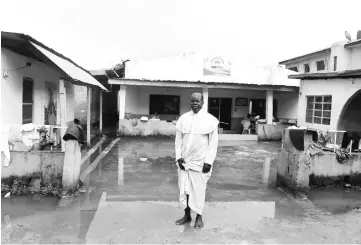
4,138,358,243
307,187,361,214
1,196,59,222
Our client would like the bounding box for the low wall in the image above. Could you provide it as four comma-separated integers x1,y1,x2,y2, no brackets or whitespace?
1,151,64,185
257,123,290,141
310,153,361,185
117,119,177,136
277,128,361,194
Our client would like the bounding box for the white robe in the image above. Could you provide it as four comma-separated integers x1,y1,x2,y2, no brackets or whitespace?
175,109,219,215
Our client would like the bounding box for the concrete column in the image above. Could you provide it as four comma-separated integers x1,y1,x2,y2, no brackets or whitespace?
118,85,126,119
59,79,67,152
87,87,92,147
118,85,126,134
266,90,273,124
202,87,209,112
249,100,252,114
99,90,103,134
118,144,124,186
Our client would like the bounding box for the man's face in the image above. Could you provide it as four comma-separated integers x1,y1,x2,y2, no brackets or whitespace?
190,94,203,113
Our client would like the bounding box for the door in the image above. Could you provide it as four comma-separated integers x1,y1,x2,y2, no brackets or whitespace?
208,97,232,130
251,99,278,119
220,98,232,130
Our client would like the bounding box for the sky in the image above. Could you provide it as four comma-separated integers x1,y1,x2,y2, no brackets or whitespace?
1,0,360,70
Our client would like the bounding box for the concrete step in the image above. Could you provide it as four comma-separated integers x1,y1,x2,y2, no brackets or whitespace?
219,134,258,141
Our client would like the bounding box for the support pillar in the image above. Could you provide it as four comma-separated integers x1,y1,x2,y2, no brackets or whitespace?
99,90,103,134
249,100,253,114
202,87,209,112
266,90,273,124
118,85,126,133
59,79,67,152
87,87,92,147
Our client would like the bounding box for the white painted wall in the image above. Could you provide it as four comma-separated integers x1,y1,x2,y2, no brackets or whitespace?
276,92,299,120
329,41,352,72
123,85,298,120
285,53,329,73
350,46,361,70
298,78,361,130
1,47,76,126
285,41,361,73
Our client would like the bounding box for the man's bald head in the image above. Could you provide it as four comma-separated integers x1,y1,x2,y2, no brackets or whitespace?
190,92,204,113
191,92,204,102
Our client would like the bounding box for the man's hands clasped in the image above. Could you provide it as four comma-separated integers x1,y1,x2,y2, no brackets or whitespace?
177,158,185,170
202,163,211,173
178,158,211,173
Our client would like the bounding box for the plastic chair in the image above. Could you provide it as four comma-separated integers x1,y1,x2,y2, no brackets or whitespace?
242,125,251,134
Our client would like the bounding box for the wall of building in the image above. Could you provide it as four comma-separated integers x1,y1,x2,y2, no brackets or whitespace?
284,41,360,73
329,41,352,72
73,86,100,126
123,85,298,131
1,48,76,126
339,91,361,131
285,53,330,73
298,78,361,130
350,46,361,70
1,151,64,185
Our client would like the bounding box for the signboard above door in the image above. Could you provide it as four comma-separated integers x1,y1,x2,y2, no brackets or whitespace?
203,56,231,76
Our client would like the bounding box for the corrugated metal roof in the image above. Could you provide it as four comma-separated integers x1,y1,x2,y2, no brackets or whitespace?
123,53,299,87
30,41,107,90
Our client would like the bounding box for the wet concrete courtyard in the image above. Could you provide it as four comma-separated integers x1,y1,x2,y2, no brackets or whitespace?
2,138,361,244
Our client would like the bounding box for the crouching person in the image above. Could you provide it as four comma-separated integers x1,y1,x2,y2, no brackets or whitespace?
62,118,84,193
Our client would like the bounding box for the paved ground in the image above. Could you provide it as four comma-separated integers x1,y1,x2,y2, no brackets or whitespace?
2,138,361,244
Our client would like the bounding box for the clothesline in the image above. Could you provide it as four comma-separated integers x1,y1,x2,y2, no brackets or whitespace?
2,124,68,129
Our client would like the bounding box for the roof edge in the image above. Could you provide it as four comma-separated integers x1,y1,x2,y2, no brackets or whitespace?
344,39,361,48
288,69,361,80
279,48,331,65
2,31,98,84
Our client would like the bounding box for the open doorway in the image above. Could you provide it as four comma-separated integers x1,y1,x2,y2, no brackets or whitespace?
338,90,361,151
208,97,232,130
250,99,278,119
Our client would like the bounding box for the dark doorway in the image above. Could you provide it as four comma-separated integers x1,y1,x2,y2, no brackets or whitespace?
208,97,232,130
250,99,278,119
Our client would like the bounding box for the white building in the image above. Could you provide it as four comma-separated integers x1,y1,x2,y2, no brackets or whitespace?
279,32,361,147
94,52,300,139
1,32,107,151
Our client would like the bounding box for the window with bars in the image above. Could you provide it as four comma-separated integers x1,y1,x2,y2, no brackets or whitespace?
22,77,34,124
304,63,310,73
305,95,332,125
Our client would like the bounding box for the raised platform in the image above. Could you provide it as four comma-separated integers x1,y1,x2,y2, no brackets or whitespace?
219,134,258,141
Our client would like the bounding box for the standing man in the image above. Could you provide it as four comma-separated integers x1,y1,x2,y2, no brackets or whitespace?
62,118,84,193
175,92,219,229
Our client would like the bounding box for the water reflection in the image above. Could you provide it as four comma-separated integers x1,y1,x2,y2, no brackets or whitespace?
263,156,271,184
3,138,360,243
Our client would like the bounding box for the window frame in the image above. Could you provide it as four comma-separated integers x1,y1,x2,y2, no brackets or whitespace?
305,95,332,125
22,77,34,124
149,94,180,115
289,66,298,72
304,63,310,73
333,56,337,71
316,60,325,71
